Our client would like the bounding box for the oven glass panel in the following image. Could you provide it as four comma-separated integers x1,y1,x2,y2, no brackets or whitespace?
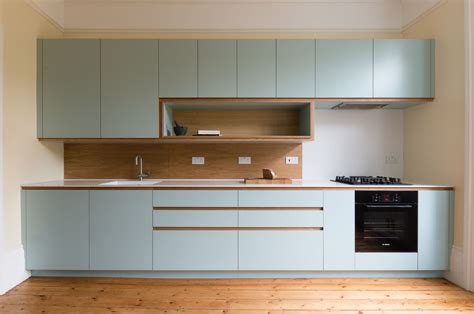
355,191,418,253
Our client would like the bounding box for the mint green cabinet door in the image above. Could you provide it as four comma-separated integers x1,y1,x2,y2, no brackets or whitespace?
25,190,89,270
374,39,433,98
237,40,276,97
323,191,355,270
42,40,100,138
153,190,238,207
277,40,315,97
153,230,238,270
90,191,153,270
239,230,323,270
418,191,450,270
159,40,197,97
101,40,159,138
316,40,373,98
198,40,237,97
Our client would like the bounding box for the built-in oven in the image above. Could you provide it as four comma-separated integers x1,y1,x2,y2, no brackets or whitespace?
355,191,418,253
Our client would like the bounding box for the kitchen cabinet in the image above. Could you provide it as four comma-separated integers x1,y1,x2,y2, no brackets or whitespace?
25,190,89,270
198,40,237,97
41,40,100,138
237,40,276,97
153,210,238,227
153,190,238,207
374,39,434,98
239,230,323,270
418,190,450,270
323,191,355,270
153,230,238,270
238,190,323,207
101,40,159,138
316,40,373,98
158,40,198,97
276,40,315,97
239,210,323,227
90,190,153,270
355,253,418,271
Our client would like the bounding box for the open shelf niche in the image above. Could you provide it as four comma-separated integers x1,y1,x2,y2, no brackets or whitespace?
159,99,315,143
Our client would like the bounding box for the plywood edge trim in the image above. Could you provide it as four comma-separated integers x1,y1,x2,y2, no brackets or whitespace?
21,186,455,191
153,207,323,211
153,227,323,231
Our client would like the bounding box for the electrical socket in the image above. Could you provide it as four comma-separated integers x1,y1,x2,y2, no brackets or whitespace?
286,156,299,165
238,157,251,165
192,157,205,165
385,154,399,165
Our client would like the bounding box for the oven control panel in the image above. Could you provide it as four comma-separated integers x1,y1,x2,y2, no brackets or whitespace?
372,193,401,203
355,190,418,204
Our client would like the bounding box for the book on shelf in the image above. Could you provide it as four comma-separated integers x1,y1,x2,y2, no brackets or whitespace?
195,130,221,136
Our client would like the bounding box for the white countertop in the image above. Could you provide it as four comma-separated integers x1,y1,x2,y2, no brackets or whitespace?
21,179,454,190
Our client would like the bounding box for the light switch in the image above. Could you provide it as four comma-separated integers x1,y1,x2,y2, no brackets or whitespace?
238,157,252,165
286,156,299,165
192,157,205,165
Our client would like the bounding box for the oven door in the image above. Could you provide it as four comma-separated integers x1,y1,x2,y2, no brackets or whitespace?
355,203,417,252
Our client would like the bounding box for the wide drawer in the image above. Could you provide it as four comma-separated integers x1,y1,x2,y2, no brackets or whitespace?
153,190,238,207
238,190,323,207
153,230,238,271
355,253,418,271
153,210,238,227
239,210,323,227
239,230,323,270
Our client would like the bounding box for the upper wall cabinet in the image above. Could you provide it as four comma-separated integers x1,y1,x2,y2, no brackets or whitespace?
237,40,276,97
101,40,159,138
198,40,237,97
41,40,101,138
159,40,198,97
374,39,434,98
316,40,373,98
277,40,315,98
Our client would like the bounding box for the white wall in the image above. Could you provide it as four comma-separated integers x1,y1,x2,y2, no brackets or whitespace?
303,109,404,180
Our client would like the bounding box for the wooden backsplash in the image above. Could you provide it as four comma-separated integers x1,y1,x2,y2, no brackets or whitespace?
64,143,302,179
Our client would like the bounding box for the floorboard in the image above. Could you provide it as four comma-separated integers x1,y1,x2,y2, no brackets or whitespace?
0,278,473,313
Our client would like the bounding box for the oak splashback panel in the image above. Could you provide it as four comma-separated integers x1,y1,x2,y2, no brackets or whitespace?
64,143,302,179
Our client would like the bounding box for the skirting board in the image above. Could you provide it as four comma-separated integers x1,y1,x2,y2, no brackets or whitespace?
0,246,30,295
31,270,444,279
444,245,465,288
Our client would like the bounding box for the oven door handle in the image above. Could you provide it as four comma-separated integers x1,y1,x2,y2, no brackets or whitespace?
363,204,415,209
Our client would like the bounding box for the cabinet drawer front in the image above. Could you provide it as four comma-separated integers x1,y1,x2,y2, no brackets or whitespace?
153,231,238,270
239,230,323,270
153,210,238,227
239,210,323,227
153,191,238,207
239,191,323,207
355,253,418,271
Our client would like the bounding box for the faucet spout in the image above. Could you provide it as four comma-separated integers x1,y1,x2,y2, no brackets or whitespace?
135,155,149,181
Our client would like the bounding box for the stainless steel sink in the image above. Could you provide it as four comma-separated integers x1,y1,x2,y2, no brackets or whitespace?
99,180,161,186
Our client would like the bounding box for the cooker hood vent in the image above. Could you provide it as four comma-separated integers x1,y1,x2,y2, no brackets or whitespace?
331,102,388,110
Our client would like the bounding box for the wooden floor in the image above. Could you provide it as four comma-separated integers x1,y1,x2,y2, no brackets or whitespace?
0,277,474,313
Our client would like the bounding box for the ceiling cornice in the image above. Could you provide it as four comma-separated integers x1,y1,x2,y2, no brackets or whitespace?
27,0,446,34
25,0,65,31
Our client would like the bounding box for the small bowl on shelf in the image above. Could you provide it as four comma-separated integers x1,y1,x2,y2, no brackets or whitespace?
173,121,188,136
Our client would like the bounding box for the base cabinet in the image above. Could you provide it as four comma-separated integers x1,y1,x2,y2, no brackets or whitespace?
23,188,451,274
153,231,238,271
25,190,89,270
90,190,153,270
239,230,323,271
355,253,418,271
418,191,451,270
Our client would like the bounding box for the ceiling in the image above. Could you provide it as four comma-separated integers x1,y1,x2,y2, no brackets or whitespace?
27,0,445,32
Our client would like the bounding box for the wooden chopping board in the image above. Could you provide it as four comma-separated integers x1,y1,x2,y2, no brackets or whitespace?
244,178,293,184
